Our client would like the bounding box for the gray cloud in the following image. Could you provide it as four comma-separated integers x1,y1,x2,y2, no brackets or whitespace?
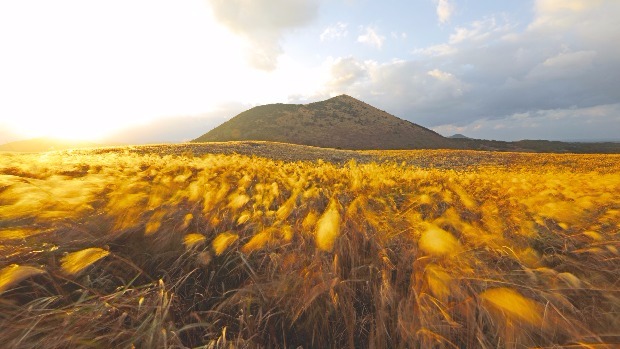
432,103,620,141
207,0,320,70
319,0,620,140
327,57,369,90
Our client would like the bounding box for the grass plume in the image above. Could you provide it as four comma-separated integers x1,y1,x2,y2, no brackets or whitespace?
60,247,110,275
0,147,618,348
0,264,45,293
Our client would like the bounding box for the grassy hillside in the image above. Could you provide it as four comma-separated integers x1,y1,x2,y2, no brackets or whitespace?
192,95,620,153
193,95,452,150
1,146,619,348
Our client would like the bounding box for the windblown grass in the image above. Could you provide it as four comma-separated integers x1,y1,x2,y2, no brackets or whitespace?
0,264,46,293
60,247,110,275
0,148,619,348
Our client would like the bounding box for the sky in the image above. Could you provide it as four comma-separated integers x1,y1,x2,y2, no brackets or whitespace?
1,0,619,144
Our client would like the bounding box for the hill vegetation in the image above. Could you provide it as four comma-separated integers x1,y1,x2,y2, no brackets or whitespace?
193,95,451,150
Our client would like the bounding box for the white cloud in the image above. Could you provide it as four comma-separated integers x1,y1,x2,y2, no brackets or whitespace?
320,22,348,41
413,43,457,57
533,0,597,28
357,26,385,49
313,0,620,141
435,0,454,24
449,17,513,44
206,0,320,70
317,57,469,115
536,0,592,13
426,69,449,80
320,56,373,93
391,31,408,40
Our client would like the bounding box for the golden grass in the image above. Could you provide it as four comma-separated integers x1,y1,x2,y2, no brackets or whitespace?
211,231,239,255
0,264,45,293
418,224,460,257
314,199,341,252
480,287,543,326
183,233,206,249
60,248,110,275
0,148,619,348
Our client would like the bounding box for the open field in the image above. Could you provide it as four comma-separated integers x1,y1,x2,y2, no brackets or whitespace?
1,143,619,348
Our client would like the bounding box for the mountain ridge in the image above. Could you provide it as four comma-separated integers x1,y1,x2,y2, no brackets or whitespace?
192,95,453,150
449,133,471,139
192,95,620,153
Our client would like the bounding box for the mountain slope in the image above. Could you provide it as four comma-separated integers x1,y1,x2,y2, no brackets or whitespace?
193,95,452,150
448,133,471,139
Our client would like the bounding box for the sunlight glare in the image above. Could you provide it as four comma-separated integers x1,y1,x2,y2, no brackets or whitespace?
0,0,251,142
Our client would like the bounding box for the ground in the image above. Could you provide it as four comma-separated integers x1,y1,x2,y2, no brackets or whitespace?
1,142,619,348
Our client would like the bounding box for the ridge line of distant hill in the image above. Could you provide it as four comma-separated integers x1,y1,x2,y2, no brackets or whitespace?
192,94,620,153
192,94,450,150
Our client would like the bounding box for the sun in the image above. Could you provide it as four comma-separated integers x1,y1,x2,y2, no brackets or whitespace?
11,118,120,142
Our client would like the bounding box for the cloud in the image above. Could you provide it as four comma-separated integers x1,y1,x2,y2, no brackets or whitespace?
206,0,320,70
357,26,385,49
435,0,454,24
391,31,408,40
525,50,597,80
320,57,469,116
536,0,592,13
427,69,469,97
449,17,513,44
104,103,246,144
413,43,457,57
320,22,348,41
316,0,620,140
532,0,598,30
324,57,371,91
432,104,620,141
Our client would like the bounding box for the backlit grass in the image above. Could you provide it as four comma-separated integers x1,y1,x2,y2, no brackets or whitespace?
0,148,619,348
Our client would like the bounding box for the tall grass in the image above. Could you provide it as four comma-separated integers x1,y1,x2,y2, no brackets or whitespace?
0,149,619,348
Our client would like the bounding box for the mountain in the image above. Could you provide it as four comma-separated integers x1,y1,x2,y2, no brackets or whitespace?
0,137,99,152
448,133,471,139
448,138,620,153
193,95,453,150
